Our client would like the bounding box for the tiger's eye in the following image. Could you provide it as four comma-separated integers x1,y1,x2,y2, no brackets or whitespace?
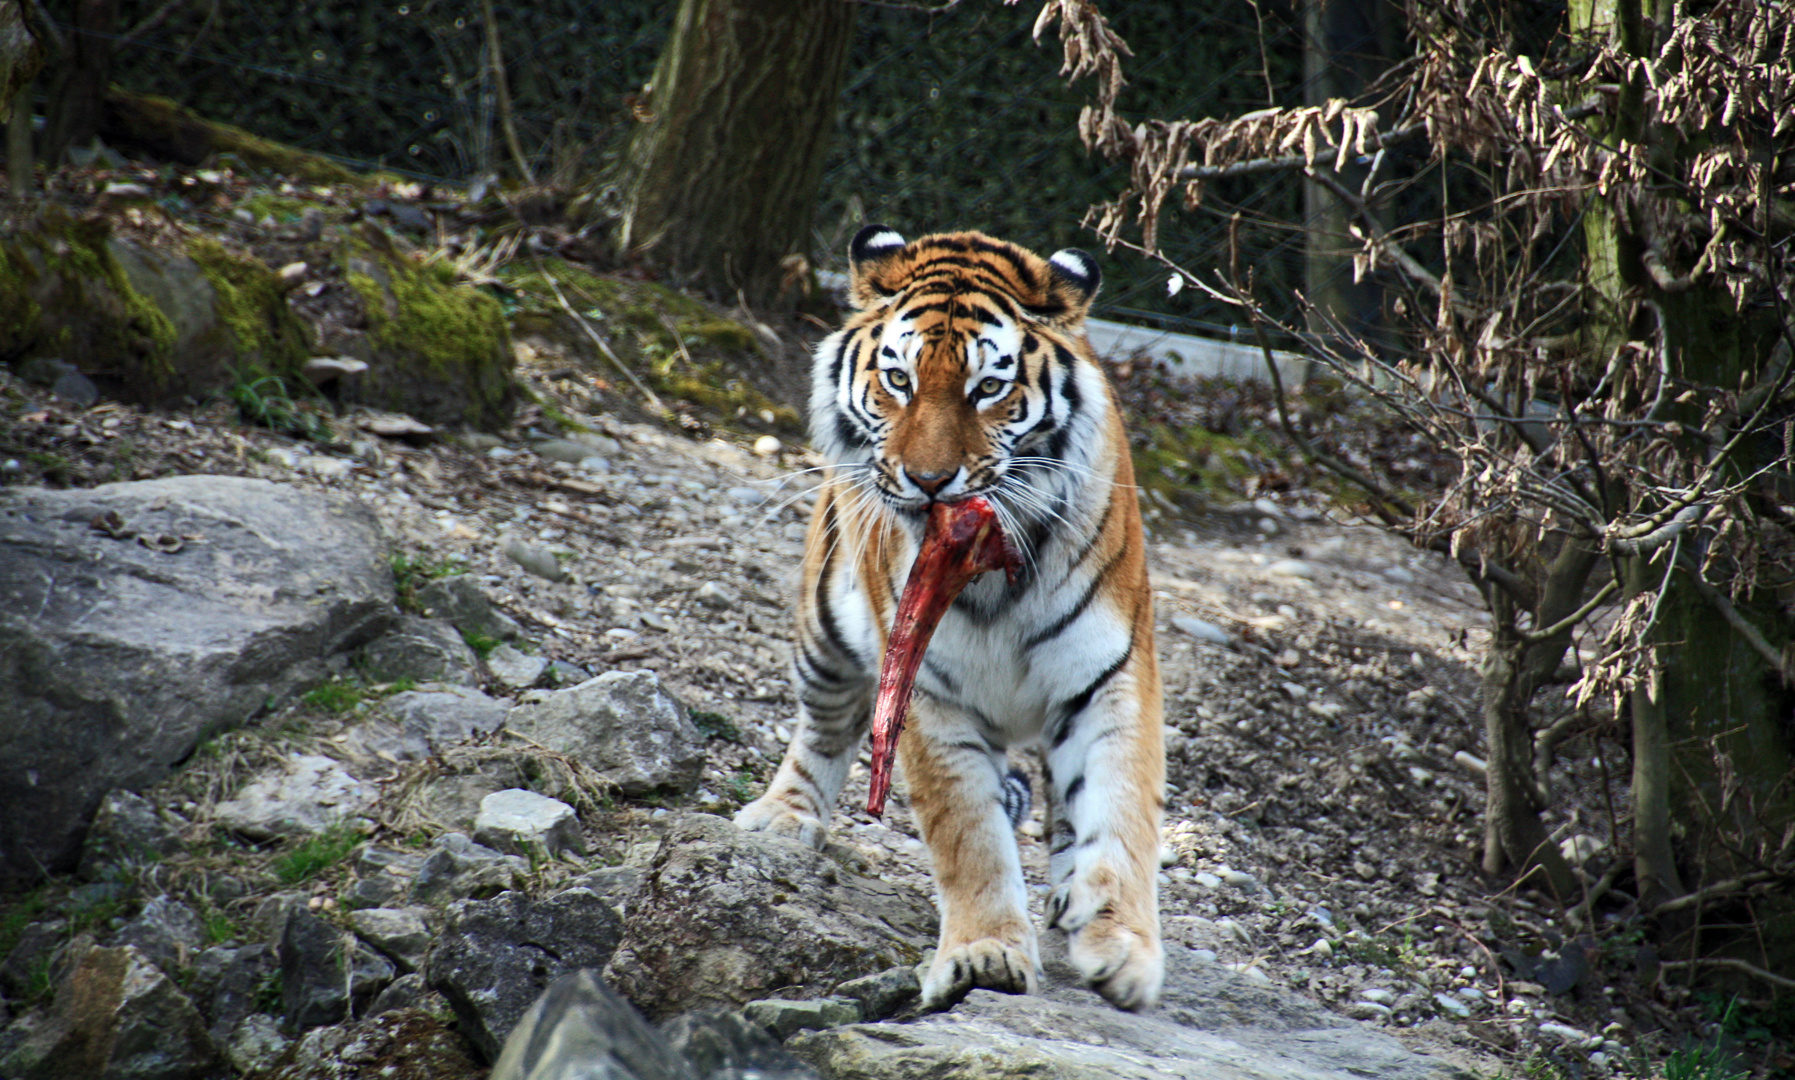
978,376,1006,396
887,370,910,390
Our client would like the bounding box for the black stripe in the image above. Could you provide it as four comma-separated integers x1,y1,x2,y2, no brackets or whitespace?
923,658,961,695
813,507,856,664
1070,493,1116,569
1063,774,1085,803
948,739,990,757
1049,645,1132,749
833,413,868,452
1056,349,1084,413
798,641,855,686
1024,544,1123,649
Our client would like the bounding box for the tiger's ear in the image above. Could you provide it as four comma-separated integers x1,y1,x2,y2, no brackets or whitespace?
847,224,909,309
1043,248,1101,325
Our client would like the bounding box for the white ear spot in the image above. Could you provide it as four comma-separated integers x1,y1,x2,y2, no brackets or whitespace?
1049,249,1098,290
851,225,908,265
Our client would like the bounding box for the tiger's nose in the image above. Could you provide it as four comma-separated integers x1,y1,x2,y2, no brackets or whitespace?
906,468,954,496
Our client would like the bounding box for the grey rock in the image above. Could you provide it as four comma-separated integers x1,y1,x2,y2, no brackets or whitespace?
426,889,626,1062
532,439,599,465
110,896,205,975
358,615,481,686
410,832,531,905
346,684,508,764
1266,558,1316,579
833,965,922,1021
790,947,1470,1080
742,997,862,1039
487,643,551,690
0,942,219,1080
490,969,694,1080
223,1013,290,1075
0,476,393,883
694,581,738,610
349,907,435,973
415,575,524,642
201,943,278,1043
475,789,586,859
77,790,184,877
503,537,569,582
662,1008,821,1080
558,866,645,914
1171,615,1235,647
401,752,536,832
604,814,936,1021
507,671,704,797
0,919,68,999
367,971,429,1016
280,909,394,1030
544,659,592,687
260,1008,485,1079
212,754,378,840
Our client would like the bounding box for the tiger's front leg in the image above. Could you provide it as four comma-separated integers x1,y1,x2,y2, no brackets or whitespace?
734,681,873,849
902,695,1040,1010
1044,651,1165,1011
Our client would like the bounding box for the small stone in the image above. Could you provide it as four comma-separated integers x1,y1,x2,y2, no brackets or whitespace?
503,537,570,582
1538,1022,1589,1044
532,439,598,464
225,1013,290,1075
1256,517,1280,536
277,261,309,283
1306,938,1333,959
1346,1002,1393,1020
832,966,920,1021
212,755,378,840
1193,872,1222,889
1433,992,1472,1019
694,581,738,610
1267,559,1315,579
752,436,783,457
410,832,530,904
302,356,367,385
349,907,434,973
1380,565,1416,584
486,643,550,690
726,487,767,505
742,996,862,1039
1456,986,1485,1002
367,971,428,1016
1275,648,1303,668
1361,988,1395,1005
1189,948,1218,963
474,789,586,859
1220,869,1257,891
1171,615,1234,646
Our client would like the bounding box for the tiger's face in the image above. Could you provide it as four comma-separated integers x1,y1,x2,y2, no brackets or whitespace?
813,227,1103,515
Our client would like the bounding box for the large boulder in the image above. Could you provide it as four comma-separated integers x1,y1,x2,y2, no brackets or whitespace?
0,207,309,406
426,889,627,1062
505,671,705,797
0,475,394,883
787,948,1471,1080
0,942,219,1080
604,815,937,1022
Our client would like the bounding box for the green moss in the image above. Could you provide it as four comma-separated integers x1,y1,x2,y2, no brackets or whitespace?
496,257,799,431
340,227,514,427
110,94,362,186
237,192,313,222
186,236,309,379
1133,421,1265,510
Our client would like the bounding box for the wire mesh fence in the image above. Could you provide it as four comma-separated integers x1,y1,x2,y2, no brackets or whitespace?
87,0,1369,336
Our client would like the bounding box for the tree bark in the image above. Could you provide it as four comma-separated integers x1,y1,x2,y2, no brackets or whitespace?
42,0,116,165
613,0,855,310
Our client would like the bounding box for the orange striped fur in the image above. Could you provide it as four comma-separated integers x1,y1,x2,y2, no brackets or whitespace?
736,227,1165,1011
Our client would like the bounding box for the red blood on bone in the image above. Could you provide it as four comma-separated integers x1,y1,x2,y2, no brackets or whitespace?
865,496,1019,818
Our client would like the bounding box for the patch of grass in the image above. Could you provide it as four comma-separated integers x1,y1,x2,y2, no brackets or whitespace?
271,825,366,886
301,678,368,714
228,370,330,440
729,767,759,804
691,710,741,742
0,886,52,960
462,629,502,660
391,551,464,611
1662,1043,1748,1080
254,968,284,1014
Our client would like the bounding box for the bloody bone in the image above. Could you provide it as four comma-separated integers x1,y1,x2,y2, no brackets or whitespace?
866,497,1020,818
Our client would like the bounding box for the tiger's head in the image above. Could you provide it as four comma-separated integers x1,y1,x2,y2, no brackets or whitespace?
813,225,1107,519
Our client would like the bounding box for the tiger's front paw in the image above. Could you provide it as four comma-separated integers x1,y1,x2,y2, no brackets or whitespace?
920,936,1039,1010
733,796,828,849
1067,912,1163,1011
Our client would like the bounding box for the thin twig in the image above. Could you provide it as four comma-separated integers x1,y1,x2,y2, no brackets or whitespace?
1659,956,1795,992
479,0,535,185
1650,870,1788,918
541,270,667,416
1519,578,1620,644
1678,561,1792,681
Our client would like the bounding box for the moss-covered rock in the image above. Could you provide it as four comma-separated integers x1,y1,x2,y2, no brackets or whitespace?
0,207,308,405
331,225,515,430
498,258,800,432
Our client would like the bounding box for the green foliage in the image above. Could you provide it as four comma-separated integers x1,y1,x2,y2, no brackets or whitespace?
690,710,741,743
228,370,330,440
301,677,368,713
728,767,759,805
271,825,365,885
461,629,502,660
1661,1044,1747,1080
391,551,464,610
0,887,51,960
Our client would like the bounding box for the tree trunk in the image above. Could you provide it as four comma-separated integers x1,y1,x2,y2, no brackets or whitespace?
42,0,116,165
613,0,855,310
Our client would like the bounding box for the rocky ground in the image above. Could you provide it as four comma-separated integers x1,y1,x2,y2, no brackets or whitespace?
3,353,1734,1080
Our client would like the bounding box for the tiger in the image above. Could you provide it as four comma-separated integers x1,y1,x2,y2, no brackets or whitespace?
735,225,1165,1012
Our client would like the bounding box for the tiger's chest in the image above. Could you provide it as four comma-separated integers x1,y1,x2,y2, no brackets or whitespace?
824,522,1136,745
